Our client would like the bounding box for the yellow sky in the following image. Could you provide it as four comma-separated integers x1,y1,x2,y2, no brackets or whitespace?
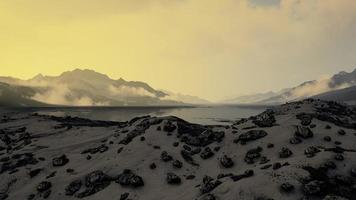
1,0,356,101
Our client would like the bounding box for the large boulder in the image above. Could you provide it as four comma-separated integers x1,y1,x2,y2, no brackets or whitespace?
234,130,268,144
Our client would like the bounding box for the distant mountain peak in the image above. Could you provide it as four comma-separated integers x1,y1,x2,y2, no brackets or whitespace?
59,68,111,81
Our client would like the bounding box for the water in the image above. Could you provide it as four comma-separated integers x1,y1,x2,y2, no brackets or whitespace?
1,105,267,125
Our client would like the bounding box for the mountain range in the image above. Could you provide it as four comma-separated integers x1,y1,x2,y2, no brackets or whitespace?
0,69,208,107
224,68,356,105
1,68,356,107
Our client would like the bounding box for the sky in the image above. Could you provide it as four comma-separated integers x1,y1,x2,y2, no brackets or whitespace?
1,0,356,101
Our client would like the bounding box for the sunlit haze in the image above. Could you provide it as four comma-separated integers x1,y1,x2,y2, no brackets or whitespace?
1,0,356,101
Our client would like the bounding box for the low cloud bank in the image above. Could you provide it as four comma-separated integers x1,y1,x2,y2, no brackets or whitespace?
108,85,155,97
289,76,351,100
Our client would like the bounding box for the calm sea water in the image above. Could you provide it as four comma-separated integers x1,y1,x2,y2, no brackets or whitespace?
1,105,267,125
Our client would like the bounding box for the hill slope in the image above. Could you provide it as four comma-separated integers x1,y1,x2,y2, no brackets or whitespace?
225,68,356,105
313,85,356,104
1,99,356,200
0,82,49,107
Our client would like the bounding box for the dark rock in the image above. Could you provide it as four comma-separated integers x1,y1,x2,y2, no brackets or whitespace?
166,172,181,185
37,181,52,192
338,129,346,136
261,164,272,170
234,130,268,144
65,180,82,196
297,113,313,126
85,170,110,187
244,146,262,164
295,126,313,139
52,155,69,167
75,170,111,198
304,146,321,158
231,170,254,182
149,163,157,170
252,110,276,127
180,150,199,166
163,121,176,132
303,180,326,195
28,168,42,178
200,147,214,160
280,182,295,192
279,147,293,158
334,154,344,161
183,145,192,151
200,176,221,194
273,162,282,170
324,136,332,142
323,161,336,170
116,169,144,188
172,160,183,169
213,146,220,152
219,155,234,168
27,194,35,200
259,156,270,164
46,171,56,179
117,147,124,154
267,143,274,148
42,190,51,199
350,168,356,177
217,173,233,179
161,151,173,162
120,193,130,200
186,175,195,180
173,142,179,147
325,125,332,129
191,147,202,155
289,136,302,144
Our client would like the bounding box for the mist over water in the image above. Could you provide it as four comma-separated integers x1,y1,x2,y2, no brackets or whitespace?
2,106,267,125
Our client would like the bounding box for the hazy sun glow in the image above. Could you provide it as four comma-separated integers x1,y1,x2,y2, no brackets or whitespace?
1,0,356,101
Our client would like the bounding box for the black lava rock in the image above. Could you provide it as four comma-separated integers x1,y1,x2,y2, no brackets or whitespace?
52,155,69,167
161,151,173,162
295,126,313,139
244,146,262,164
200,176,222,194
200,147,214,159
65,180,82,196
323,136,332,142
280,182,295,193
37,181,52,192
166,172,181,185
219,155,234,168
116,169,144,188
234,130,268,144
304,146,321,158
279,147,293,158
172,160,183,169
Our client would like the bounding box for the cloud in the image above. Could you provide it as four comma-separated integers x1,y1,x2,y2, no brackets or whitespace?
31,83,109,106
290,75,352,99
108,85,155,97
